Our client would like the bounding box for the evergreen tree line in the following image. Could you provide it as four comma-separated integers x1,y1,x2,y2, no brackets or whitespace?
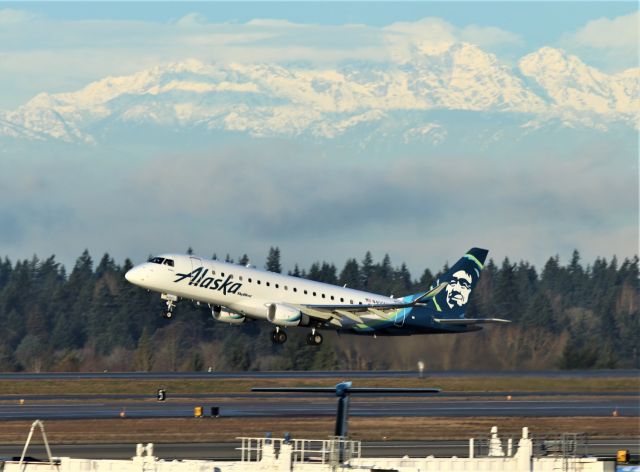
0,247,636,372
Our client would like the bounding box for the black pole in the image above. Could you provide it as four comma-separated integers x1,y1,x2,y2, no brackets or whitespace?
334,393,350,437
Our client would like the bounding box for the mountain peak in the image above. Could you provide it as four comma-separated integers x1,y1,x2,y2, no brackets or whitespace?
1,42,637,144
414,40,456,57
520,47,638,118
158,58,210,75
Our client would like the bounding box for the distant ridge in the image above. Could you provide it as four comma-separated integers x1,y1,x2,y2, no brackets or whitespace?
1,44,638,145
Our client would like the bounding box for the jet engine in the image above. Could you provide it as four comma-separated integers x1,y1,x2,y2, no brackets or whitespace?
211,306,246,324
267,303,309,327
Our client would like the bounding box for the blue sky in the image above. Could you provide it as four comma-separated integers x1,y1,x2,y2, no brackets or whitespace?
18,2,636,31
1,2,637,107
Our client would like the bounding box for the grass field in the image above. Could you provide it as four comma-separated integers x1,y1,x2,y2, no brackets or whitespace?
0,417,638,444
0,375,638,396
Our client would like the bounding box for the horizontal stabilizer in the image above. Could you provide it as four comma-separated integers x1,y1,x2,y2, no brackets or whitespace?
414,282,448,303
434,318,511,325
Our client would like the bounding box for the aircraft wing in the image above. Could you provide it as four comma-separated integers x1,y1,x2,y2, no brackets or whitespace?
292,282,448,327
434,318,511,325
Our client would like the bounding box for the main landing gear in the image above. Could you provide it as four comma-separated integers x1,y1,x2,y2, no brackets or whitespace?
306,329,323,346
271,328,287,344
161,293,178,319
270,327,323,346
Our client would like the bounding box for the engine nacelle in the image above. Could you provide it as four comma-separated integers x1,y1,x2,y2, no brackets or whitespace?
267,303,308,327
212,306,246,325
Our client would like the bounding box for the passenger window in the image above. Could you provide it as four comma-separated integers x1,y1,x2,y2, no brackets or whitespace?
322,294,325,299
293,288,297,292
276,284,279,288
229,274,233,279
257,280,261,285
304,290,307,294
359,301,363,305
350,299,353,304
284,286,288,291
331,295,334,300
266,282,270,287
340,298,344,302
221,273,225,277
239,276,243,281
313,292,316,296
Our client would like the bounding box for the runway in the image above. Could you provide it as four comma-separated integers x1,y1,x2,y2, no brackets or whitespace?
1,370,637,421
0,396,637,421
0,439,637,460
0,390,637,401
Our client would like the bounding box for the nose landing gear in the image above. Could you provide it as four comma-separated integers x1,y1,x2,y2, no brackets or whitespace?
161,293,178,319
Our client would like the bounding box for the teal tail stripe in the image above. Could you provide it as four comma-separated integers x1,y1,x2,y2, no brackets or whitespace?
464,253,484,269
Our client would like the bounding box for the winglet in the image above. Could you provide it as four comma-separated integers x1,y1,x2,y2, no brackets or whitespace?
414,282,448,304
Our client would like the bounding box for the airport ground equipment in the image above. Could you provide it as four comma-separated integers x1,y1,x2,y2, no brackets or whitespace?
251,380,440,437
17,420,58,470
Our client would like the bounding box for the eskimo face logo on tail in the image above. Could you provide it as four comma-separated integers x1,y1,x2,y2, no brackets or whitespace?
445,270,473,308
173,267,242,295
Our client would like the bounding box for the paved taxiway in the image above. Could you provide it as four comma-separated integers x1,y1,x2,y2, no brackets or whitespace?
1,396,637,421
2,371,637,420
0,440,637,460
1,391,636,401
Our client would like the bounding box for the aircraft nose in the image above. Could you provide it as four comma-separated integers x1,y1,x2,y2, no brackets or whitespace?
125,266,146,285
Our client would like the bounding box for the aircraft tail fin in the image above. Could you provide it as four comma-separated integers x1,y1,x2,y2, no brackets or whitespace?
411,247,489,319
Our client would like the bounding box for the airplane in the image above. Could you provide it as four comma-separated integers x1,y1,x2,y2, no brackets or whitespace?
124,247,509,345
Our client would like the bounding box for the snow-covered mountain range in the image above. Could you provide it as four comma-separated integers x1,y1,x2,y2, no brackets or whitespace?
1,43,637,145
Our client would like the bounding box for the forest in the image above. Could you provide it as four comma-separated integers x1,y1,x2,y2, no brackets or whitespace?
0,247,637,372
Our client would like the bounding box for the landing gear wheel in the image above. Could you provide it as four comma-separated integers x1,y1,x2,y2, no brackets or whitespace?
161,296,177,319
271,330,287,344
306,332,323,346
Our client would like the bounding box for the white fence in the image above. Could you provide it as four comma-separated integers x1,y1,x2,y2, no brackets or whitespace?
1,424,615,472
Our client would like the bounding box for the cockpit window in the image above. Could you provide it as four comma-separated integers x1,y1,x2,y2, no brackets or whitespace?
148,257,165,264
163,259,174,267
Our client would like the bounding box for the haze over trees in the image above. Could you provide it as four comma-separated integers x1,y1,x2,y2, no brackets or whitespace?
0,248,636,372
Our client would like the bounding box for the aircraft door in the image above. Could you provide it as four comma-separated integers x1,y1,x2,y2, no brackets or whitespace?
189,257,203,286
190,257,203,272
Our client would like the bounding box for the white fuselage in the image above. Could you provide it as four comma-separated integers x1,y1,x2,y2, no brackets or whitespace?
125,254,396,325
